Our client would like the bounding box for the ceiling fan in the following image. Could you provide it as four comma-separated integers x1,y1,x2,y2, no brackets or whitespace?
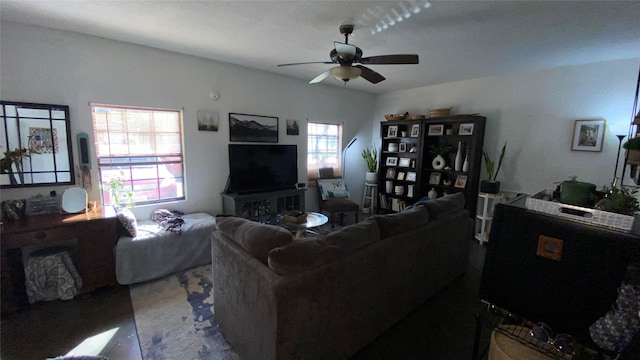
277,24,419,85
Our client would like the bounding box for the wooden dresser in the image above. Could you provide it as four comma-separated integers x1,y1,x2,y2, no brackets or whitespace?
1,206,118,312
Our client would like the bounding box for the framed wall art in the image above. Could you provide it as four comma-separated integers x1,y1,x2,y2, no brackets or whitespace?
406,171,417,182
455,174,468,188
399,143,407,152
571,119,605,152
429,172,441,185
229,113,278,143
197,110,219,131
398,157,411,167
386,167,396,179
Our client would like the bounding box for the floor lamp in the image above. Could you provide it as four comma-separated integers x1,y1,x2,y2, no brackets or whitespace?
613,134,626,187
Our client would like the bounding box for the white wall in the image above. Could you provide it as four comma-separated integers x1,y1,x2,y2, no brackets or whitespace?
0,21,376,218
373,58,640,195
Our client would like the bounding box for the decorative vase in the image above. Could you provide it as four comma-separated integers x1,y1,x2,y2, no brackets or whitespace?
432,154,446,170
428,188,438,200
365,171,377,183
386,180,393,194
462,148,469,172
454,141,463,171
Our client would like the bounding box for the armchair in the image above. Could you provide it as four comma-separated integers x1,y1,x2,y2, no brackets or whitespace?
316,168,359,228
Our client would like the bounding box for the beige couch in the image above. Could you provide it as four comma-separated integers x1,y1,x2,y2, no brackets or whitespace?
211,193,472,360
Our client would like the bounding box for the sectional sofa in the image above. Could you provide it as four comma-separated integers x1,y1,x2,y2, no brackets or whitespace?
211,192,473,360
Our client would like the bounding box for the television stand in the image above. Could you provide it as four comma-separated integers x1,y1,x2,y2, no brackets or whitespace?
221,188,306,223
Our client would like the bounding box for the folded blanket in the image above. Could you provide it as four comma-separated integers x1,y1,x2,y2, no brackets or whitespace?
150,209,185,234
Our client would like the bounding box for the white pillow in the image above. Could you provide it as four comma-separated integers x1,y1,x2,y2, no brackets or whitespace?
317,179,350,200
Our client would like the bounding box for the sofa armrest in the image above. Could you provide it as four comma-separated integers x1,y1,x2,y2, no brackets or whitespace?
211,231,280,360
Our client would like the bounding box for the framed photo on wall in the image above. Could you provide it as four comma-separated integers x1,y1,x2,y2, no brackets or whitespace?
399,157,411,167
399,143,407,152
386,167,396,179
406,171,417,182
429,172,441,185
397,171,406,181
387,126,399,137
571,119,605,152
455,174,468,188
386,157,398,166
459,123,474,135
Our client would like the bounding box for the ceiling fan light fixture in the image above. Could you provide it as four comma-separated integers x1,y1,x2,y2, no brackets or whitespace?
331,66,361,82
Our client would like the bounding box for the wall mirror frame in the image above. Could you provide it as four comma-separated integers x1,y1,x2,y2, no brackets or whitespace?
1,101,75,188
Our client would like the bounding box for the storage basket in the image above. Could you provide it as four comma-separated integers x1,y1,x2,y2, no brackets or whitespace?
525,190,635,232
428,107,451,118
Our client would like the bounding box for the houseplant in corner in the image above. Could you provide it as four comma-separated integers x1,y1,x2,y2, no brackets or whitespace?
481,142,507,194
361,146,378,183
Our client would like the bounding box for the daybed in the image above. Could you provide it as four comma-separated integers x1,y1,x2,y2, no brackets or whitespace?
115,212,217,285
212,193,472,360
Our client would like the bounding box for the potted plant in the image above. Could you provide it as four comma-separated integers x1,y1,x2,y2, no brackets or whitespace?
0,147,42,185
361,146,378,183
595,186,639,215
481,142,507,194
102,170,135,207
623,136,640,165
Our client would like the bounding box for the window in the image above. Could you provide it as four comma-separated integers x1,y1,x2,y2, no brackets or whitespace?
307,122,342,184
91,104,185,206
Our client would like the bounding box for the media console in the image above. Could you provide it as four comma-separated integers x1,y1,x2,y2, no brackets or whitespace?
221,188,306,223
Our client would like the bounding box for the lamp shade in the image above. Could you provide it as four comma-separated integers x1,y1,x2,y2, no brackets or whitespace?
331,66,361,82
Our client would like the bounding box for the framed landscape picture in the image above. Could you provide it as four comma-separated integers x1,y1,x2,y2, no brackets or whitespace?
428,124,443,136
399,157,411,167
229,113,278,143
571,119,605,152
459,123,474,135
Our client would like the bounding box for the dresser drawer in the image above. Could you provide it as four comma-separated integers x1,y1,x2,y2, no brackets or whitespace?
2,225,80,250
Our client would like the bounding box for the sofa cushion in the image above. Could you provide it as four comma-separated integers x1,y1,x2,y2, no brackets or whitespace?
216,216,293,264
417,192,465,220
268,218,380,275
370,205,430,239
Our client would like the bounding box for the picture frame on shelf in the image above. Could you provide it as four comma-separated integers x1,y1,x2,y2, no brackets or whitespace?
385,157,398,166
398,157,411,167
455,174,468,188
410,124,421,137
406,171,417,182
397,171,406,181
571,119,605,152
429,172,441,185
386,167,397,179
387,125,399,138
428,124,444,136
459,123,474,135
399,142,407,152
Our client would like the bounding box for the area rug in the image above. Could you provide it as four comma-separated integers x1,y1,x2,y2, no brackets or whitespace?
129,265,240,360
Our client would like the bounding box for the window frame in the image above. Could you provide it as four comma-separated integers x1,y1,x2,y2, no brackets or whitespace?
307,122,343,185
91,103,185,206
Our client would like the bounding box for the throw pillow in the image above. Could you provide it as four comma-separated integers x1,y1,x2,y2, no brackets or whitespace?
268,237,341,275
417,192,465,219
216,217,293,264
317,179,350,200
116,207,137,238
324,217,380,252
371,206,430,239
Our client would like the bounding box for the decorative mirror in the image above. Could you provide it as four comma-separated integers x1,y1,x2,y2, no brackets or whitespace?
1,101,75,188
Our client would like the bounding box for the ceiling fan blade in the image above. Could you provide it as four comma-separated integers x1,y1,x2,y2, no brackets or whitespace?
334,42,357,61
278,61,333,67
359,54,419,65
355,65,385,84
309,69,331,84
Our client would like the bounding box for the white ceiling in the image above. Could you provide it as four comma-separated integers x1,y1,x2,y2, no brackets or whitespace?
1,1,640,94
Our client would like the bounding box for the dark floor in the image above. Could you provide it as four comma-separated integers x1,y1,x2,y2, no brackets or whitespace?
1,212,489,360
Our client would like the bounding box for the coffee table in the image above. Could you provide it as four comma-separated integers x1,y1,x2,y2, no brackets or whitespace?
281,211,328,238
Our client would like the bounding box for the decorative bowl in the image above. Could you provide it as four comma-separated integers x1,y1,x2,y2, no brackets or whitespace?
410,114,425,120
385,113,407,121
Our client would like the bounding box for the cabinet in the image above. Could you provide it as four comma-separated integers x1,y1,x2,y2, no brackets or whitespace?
474,192,502,244
378,115,486,217
221,188,306,223
378,120,425,212
1,207,118,312
422,115,486,218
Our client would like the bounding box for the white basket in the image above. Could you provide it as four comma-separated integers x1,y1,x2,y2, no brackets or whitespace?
525,190,635,232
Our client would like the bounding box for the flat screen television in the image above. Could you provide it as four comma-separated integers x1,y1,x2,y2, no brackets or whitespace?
228,144,298,194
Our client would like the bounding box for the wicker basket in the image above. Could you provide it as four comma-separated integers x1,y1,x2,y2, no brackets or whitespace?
428,108,452,118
